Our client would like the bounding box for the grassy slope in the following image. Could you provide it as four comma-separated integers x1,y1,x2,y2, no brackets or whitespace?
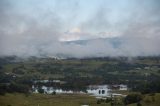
128,93,160,106
0,93,109,106
1,93,160,106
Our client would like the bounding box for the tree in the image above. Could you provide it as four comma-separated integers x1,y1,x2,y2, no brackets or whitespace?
0,84,7,95
52,91,56,95
124,93,143,105
38,88,44,94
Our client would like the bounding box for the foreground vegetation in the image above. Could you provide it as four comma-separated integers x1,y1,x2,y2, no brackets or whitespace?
0,93,109,106
0,93,160,106
127,93,160,106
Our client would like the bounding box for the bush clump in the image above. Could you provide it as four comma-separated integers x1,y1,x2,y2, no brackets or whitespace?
124,93,143,105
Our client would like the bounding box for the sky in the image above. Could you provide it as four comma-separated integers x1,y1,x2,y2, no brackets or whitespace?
0,0,160,58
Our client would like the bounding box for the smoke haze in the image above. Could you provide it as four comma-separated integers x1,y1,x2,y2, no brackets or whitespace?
0,0,160,58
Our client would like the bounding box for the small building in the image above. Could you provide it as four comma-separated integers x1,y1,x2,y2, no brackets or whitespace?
87,85,111,97
119,84,128,90
111,84,120,90
111,84,128,91
32,85,74,94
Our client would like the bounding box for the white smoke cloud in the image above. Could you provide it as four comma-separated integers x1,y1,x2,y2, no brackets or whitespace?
0,0,160,58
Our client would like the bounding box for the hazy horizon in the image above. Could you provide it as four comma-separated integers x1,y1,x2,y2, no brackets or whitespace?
0,0,160,58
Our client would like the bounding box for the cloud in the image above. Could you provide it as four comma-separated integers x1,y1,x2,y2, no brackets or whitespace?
0,0,160,58
59,28,82,41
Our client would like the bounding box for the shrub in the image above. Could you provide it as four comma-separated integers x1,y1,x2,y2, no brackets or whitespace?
52,91,56,95
9,82,29,93
97,99,101,104
124,93,143,105
0,84,7,95
105,98,112,103
38,88,44,94
137,102,142,106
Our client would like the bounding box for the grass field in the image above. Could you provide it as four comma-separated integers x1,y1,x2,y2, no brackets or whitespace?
1,93,160,106
0,93,110,106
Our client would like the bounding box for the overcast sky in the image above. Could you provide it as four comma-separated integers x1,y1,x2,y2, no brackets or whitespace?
0,0,160,58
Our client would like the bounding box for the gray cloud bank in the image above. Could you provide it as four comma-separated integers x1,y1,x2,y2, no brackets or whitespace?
0,0,160,58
